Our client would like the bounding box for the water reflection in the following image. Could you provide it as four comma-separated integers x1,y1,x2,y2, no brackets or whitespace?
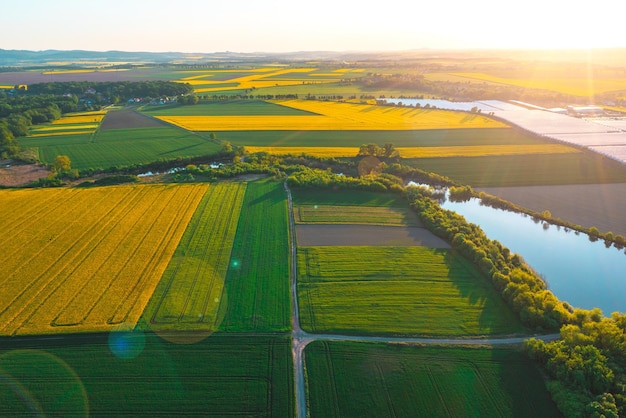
440,197,626,314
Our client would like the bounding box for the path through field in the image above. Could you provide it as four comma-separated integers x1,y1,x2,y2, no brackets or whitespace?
283,182,560,418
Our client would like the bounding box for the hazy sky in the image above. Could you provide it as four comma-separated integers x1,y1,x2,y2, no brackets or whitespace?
2,0,624,52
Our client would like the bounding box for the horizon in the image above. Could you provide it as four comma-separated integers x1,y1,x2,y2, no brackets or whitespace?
3,0,625,54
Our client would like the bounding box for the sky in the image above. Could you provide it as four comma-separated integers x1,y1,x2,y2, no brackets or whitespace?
2,0,625,53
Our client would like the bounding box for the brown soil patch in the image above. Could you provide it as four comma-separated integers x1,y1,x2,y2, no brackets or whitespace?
479,183,626,236
0,160,51,186
100,109,166,130
296,224,451,247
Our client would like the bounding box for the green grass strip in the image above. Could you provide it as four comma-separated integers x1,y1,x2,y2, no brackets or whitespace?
218,179,291,332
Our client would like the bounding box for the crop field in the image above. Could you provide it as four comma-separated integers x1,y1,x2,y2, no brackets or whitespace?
154,99,506,131
218,179,291,332
297,246,525,336
450,71,626,97
205,127,548,149
404,152,626,187
20,125,222,171
171,67,366,93
142,183,246,334
295,204,422,226
245,143,579,158
28,110,107,137
305,341,560,417
0,184,208,336
142,100,318,116
292,188,411,208
0,334,293,417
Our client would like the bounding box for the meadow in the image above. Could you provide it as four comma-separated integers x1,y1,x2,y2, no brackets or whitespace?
305,341,560,417
0,184,208,335
297,246,525,336
0,333,293,417
217,179,291,332
142,182,247,334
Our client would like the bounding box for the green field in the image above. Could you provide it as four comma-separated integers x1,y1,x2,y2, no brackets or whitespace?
19,126,222,171
142,100,319,116
295,204,421,226
305,341,560,418
292,188,411,208
298,246,525,336
0,333,293,417
213,128,544,148
142,183,246,334
404,152,626,187
218,179,291,332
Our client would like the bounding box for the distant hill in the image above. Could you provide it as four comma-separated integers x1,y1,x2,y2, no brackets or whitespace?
0,48,370,67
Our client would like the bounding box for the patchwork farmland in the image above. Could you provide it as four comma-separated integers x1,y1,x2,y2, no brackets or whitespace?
20,108,222,170
4,61,600,416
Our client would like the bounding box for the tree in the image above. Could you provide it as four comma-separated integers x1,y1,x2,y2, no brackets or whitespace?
53,155,71,172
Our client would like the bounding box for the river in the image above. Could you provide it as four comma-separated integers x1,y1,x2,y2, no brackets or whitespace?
440,197,626,314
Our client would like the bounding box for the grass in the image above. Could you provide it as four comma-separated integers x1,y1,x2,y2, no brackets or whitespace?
244,143,579,158
404,151,626,187
155,99,506,131
218,179,291,332
305,341,560,418
0,184,208,336
295,205,421,226
215,128,545,147
20,126,222,171
142,183,247,333
0,333,293,417
297,246,525,336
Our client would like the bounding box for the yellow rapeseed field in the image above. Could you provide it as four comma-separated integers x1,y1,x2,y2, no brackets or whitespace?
157,99,506,131
176,68,339,93
244,144,579,158
0,184,208,336
450,72,626,97
52,114,106,125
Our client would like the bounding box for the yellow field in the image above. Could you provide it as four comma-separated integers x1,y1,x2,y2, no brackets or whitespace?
29,130,95,137
0,184,208,336
157,99,506,131
449,72,626,97
27,110,107,138
244,144,579,158
32,124,99,132
52,114,106,124
177,68,347,93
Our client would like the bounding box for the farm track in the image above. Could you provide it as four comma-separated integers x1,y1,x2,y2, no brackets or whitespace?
284,182,561,418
